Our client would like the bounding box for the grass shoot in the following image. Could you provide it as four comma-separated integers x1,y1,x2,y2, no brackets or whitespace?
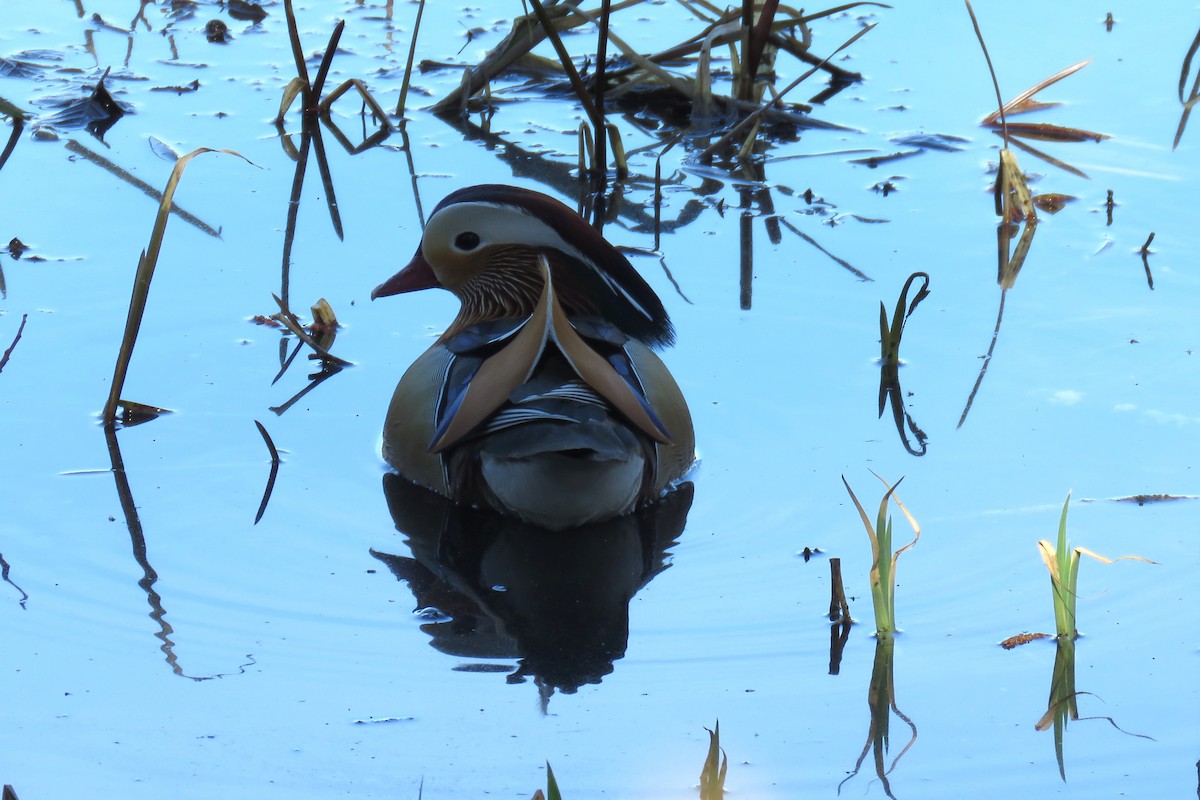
1036,493,1156,641
530,761,563,800
842,473,920,638
699,720,728,800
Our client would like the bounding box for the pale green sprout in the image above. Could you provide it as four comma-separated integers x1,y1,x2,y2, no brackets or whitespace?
1036,493,1156,640
842,473,920,638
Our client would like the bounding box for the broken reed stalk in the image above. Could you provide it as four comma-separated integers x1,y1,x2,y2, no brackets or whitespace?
593,0,612,188
102,148,251,427
828,557,850,622
396,0,427,116
738,0,754,100
741,0,780,99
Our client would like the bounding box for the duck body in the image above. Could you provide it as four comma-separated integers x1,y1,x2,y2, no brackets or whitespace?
375,185,694,531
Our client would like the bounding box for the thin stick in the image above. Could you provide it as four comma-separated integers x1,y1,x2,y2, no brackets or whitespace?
527,0,603,157
0,313,28,375
964,0,1007,140
396,0,427,116
594,0,611,188
65,140,221,238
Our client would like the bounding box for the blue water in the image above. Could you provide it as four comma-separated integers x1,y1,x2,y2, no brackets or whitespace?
1,1,1197,797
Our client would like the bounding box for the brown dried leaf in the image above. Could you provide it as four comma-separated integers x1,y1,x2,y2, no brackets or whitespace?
1000,632,1051,650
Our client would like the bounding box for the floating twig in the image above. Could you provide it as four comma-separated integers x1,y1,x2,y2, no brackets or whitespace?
0,313,28,375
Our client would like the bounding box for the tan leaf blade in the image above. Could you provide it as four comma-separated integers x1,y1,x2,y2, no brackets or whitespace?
982,59,1091,125
1003,122,1110,143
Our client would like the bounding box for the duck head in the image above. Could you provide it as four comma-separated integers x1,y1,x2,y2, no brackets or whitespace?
371,184,674,347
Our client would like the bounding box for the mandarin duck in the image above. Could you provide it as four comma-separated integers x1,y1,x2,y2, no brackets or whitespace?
372,184,694,531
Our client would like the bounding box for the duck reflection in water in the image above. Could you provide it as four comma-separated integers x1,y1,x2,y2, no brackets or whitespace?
373,475,693,699
371,184,695,531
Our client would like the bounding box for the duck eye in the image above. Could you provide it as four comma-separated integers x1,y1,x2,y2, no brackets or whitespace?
454,231,481,251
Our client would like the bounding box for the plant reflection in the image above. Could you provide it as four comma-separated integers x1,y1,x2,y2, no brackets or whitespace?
432,110,876,313
957,215,1037,428
266,112,378,397
878,273,930,456
0,100,25,175
252,420,281,525
102,425,255,681
1032,639,1154,781
373,473,693,709
1173,24,1200,150
838,638,917,800
1035,639,1078,780
0,551,29,609
263,0,390,393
